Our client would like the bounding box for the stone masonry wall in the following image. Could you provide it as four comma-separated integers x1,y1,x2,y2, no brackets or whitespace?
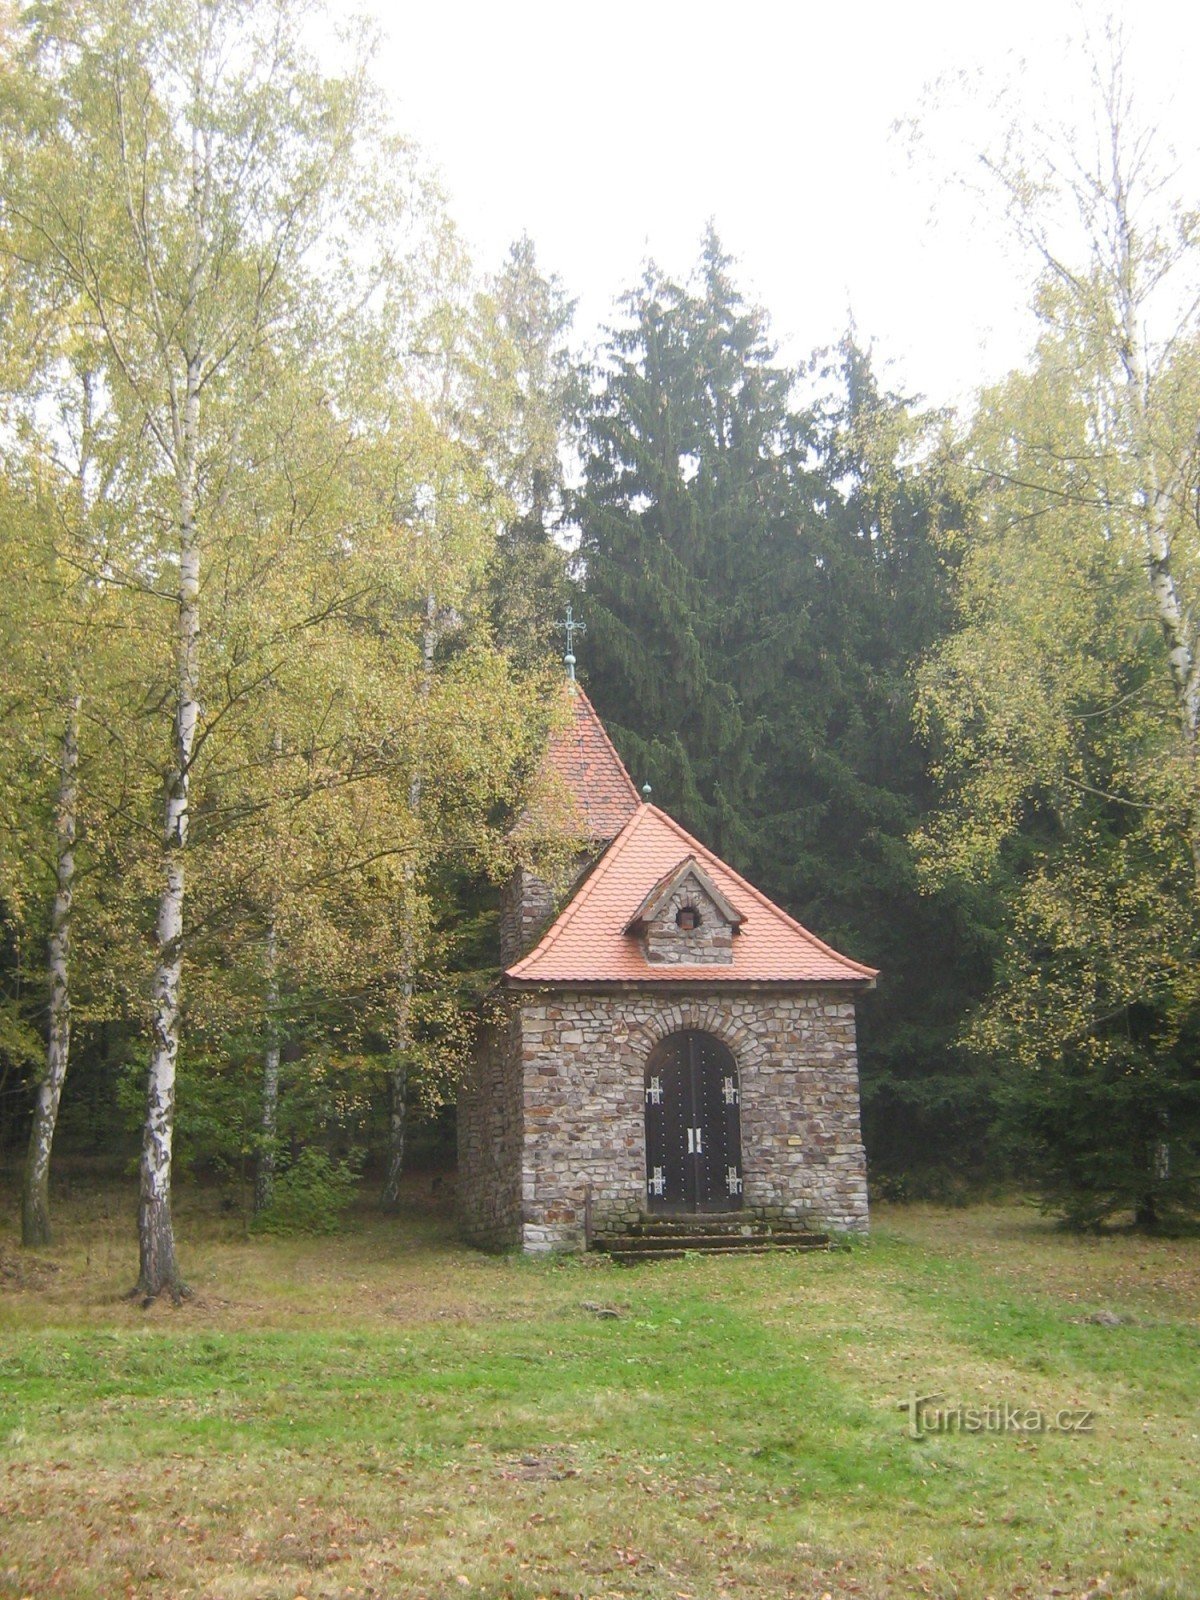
499,853,595,969
499,868,557,970
464,851,599,1248
456,1003,524,1250
517,989,868,1252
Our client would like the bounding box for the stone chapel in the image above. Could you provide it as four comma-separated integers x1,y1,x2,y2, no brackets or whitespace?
457,675,875,1253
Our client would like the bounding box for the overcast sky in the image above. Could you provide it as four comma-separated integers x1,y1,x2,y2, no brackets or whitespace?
367,0,1200,410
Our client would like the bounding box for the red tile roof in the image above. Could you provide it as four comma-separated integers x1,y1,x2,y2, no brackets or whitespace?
506,803,878,988
518,685,642,843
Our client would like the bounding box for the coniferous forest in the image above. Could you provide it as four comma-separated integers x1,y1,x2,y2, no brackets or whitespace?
2,0,1199,1278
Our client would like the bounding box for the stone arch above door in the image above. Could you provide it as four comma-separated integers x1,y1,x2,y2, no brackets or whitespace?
621,1001,767,1074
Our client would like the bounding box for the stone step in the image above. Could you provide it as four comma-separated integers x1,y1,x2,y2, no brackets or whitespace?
604,1222,832,1248
602,1233,763,1253
603,1240,832,1267
597,1230,829,1253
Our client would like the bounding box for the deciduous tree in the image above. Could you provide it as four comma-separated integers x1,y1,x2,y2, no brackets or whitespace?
916,43,1200,1221
0,0,446,1292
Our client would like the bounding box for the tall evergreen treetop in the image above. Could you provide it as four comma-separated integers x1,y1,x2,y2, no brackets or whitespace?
475,236,575,665
573,229,821,864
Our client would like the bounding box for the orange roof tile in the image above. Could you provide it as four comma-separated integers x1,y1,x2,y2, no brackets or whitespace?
518,684,641,843
506,804,878,988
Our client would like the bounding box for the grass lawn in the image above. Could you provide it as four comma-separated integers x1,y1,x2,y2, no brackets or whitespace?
1,1177,1197,1600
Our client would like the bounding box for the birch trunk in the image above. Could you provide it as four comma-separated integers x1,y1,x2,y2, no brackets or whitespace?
1109,182,1200,884
136,357,201,1302
380,591,435,1209
1106,162,1197,1191
254,911,281,1215
21,692,80,1247
1144,479,1200,884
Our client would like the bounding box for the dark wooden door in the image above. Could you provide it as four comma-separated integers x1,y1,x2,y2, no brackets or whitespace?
644,1030,743,1213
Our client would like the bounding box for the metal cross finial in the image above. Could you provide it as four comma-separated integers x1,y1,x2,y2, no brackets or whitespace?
561,604,586,681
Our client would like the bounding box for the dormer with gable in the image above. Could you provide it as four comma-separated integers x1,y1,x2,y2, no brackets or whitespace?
627,856,744,965
458,639,876,1256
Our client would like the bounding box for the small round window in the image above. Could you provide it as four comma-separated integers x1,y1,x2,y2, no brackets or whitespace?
676,905,701,931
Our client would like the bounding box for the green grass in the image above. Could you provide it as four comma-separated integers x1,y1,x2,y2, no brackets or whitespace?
1,1179,1198,1599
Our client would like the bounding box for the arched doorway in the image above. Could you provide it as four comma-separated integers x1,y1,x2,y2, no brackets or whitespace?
644,1030,743,1213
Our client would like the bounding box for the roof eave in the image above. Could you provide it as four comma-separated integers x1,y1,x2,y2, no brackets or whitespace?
503,972,878,992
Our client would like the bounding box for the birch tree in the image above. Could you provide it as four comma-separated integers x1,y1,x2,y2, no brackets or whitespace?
0,472,79,1247
915,37,1200,1223
0,158,86,1244
969,35,1200,881
22,620,79,1247
0,254,146,1242
0,0,434,1295
169,356,548,1221
368,411,510,1209
362,256,561,1207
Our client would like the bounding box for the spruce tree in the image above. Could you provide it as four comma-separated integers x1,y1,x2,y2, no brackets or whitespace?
479,237,574,667
780,339,997,1179
577,252,994,1180
574,229,821,867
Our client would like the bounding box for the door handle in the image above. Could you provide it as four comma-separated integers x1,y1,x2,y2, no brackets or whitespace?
687,1127,703,1154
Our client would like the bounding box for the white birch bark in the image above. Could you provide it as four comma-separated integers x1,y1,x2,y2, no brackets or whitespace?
1098,105,1195,1195
136,355,201,1301
21,370,93,1248
1109,187,1200,884
21,691,80,1247
1143,475,1199,882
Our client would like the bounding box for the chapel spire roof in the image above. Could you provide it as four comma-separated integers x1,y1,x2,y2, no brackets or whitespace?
516,683,642,844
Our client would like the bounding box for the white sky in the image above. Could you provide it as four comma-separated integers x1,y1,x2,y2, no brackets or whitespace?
369,0,1200,411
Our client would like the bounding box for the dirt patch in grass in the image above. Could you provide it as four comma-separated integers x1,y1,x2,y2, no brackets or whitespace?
0,1245,60,1291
